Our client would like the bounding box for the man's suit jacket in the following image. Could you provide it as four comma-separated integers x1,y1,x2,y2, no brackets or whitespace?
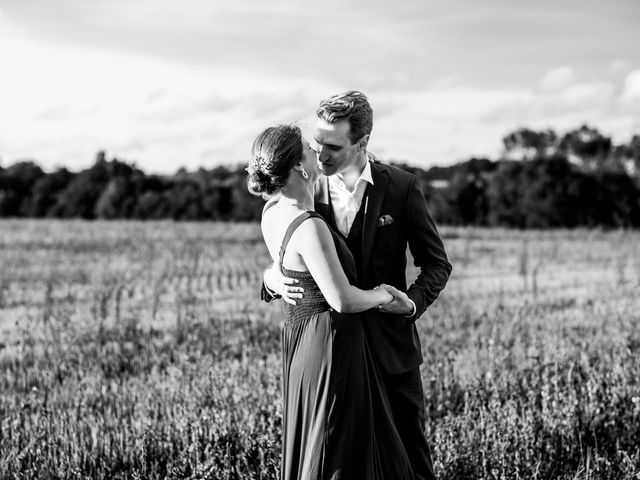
314,160,452,375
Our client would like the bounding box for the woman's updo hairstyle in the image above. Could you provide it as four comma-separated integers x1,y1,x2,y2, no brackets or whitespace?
247,124,303,198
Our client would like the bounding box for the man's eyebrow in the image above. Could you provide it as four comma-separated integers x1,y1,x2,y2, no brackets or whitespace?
314,137,341,148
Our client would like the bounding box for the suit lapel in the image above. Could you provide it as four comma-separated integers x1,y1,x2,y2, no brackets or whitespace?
361,162,389,274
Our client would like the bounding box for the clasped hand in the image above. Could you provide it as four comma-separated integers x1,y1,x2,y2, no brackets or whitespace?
375,284,414,315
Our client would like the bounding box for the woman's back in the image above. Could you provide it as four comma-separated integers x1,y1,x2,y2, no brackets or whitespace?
261,202,311,273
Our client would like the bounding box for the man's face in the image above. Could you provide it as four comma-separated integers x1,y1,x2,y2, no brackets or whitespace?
314,118,359,177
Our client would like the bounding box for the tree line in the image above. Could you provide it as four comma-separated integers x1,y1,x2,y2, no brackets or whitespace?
1,125,639,228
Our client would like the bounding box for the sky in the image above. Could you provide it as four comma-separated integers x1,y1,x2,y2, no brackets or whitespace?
0,0,639,174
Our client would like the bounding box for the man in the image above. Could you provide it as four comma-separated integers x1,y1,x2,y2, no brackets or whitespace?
263,91,452,480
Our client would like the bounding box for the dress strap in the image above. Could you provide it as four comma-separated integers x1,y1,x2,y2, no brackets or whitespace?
279,211,324,272
262,196,279,216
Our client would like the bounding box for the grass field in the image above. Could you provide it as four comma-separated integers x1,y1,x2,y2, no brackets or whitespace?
1,220,639,479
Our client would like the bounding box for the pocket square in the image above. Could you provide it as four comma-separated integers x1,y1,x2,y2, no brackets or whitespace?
377,214,394,227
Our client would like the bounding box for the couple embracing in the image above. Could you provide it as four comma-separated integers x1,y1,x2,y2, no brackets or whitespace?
247,91,452,480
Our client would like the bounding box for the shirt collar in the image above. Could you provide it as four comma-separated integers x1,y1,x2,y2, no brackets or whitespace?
328,159,374,189
360,160,374,186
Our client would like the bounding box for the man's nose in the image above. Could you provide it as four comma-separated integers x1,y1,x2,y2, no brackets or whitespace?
317,146,329,162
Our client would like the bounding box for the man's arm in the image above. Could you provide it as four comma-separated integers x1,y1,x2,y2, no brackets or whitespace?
403,176,452,321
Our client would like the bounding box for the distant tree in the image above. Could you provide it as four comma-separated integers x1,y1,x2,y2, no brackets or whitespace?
1,127,638,227
420,182,453,225
51,152,142,219
612,134,640,177
487,156,591,228
419,157,496,181
95,176,139,219
131,175,172,219
25,168,73,217
231,170,265,221
209,165,235,182
0,190,19,217
168,179,204,220
502,128,559,160
2,161,44,189
0,161,44,216
486,161,528,227
201,186,225,220
518,155,587,228
395,159,496,226
483,154,640,228
133,191,172,219
448,170,490,225
51,152,111,218
585,171,640,227
560,125,614,171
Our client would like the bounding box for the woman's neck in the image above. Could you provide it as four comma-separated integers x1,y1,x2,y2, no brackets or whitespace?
279,181,314,210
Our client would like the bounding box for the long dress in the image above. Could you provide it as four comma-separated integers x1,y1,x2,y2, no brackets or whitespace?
277,210,414,480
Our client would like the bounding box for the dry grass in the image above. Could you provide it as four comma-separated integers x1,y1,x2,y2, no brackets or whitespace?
1,220,639,479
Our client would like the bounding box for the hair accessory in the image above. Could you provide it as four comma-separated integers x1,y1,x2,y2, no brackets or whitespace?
247,154,271,175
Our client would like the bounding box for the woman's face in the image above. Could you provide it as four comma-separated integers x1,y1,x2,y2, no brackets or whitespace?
301,138,321,184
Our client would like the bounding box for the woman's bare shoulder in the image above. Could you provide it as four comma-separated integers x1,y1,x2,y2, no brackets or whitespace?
293,215,332,247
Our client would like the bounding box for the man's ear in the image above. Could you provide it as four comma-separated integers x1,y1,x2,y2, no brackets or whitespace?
357,134,370,152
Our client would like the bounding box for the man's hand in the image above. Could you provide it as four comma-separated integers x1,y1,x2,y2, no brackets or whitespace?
377,284,415,316
264,264,305,305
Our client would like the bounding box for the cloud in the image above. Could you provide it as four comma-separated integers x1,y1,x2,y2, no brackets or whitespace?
364,87,533,164
1,0,639,172
366,74,639,166
0,16,339,172
540,66,576,90
5,0,637,93
610,59,627,73
484,80,618,121
480,77,640,156
621,70,640,102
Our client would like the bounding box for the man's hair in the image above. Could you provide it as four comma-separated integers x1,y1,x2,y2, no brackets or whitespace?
316,90,373,144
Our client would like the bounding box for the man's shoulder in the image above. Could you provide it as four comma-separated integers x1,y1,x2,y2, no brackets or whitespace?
372,160,417,185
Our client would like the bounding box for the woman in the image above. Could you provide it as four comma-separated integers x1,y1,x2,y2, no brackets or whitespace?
247,124,414,480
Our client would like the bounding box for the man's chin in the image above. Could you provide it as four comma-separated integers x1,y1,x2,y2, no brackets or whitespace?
319,165,335,176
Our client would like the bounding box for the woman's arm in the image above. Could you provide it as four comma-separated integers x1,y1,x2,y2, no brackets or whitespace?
293,217,391,313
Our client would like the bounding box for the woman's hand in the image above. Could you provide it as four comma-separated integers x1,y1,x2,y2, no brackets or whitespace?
376,284,415,315
373,285,394,308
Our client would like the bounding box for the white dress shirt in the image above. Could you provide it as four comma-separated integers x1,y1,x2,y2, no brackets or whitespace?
328,161,374,238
